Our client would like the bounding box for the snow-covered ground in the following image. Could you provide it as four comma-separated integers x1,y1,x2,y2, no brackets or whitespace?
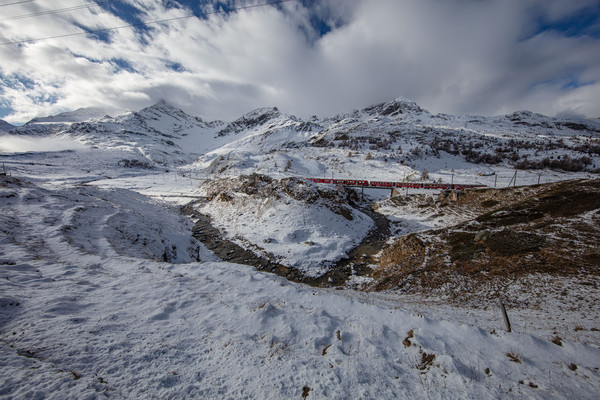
2,171,600,399
1,99,600,398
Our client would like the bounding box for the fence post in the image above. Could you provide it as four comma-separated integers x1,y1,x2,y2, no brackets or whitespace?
498,299,512,332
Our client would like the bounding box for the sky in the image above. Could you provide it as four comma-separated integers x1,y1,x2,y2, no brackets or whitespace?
0,0,599,124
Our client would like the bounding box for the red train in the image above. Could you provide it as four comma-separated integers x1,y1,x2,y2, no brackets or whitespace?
306,178,486,190
308,178,369,186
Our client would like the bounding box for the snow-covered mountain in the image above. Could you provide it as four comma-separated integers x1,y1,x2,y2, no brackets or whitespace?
27,107,109,124
2,98,600,398
309,97,600,169
6,102,225,165
0,119,15,133
7,97,600,175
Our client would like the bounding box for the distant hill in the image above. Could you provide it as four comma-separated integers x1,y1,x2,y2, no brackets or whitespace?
0,119,15,133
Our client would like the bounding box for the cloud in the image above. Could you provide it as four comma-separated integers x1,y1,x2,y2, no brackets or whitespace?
0,134,90,153
0,0,599,124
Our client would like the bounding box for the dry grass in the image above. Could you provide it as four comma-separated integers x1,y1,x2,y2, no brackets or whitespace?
551,336,563,346
506,352,521,363
418,352,436,370
365,179,600,305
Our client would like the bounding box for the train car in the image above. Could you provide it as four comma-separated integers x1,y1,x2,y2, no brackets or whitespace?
343,180,369,186
306,178,332,184
369,181,394,187
393,182,421,189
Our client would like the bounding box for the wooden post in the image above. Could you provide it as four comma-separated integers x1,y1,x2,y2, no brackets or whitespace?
498,299,512,332
507,170,517,188
494,174,497,188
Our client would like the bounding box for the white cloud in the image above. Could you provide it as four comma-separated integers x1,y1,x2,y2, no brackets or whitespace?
0,134,90,153
0,0,599,124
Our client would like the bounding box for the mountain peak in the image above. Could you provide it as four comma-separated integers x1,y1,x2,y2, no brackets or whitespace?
393,96,417,104
139,99,182,114
363,97,426,117
132,100,203,125
150,99,177,110
0,119,15,132
217,107,281,137
27,107,109,125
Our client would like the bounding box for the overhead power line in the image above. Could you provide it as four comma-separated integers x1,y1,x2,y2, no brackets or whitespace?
0,0,36,7
0,0,120,22
0,0,295,46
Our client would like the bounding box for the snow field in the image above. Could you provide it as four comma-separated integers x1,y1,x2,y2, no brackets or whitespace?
2,175,600,399
3,256,600,399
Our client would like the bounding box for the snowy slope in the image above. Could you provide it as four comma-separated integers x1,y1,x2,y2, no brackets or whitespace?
1,174,600,399
183,97,600,194
0,120,15,133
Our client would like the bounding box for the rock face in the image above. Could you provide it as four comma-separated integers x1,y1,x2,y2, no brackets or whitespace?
216,107,282,136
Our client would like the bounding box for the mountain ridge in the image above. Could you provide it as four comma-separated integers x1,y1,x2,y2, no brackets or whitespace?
4,98,600,175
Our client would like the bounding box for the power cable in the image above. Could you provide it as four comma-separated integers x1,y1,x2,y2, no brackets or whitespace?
0,0,36,7
0,0,295,46
0,0,120,22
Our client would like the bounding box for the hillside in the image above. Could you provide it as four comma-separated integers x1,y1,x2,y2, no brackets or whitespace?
0,120,15,133
1,98,600,398
367,178,600,344
371,179,600,291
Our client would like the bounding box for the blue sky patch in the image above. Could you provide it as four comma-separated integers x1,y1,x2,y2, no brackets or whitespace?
166,62,186,72
111,58,137,74
536,5,600,38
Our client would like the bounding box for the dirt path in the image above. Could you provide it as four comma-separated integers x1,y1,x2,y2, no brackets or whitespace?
183,202,390,287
